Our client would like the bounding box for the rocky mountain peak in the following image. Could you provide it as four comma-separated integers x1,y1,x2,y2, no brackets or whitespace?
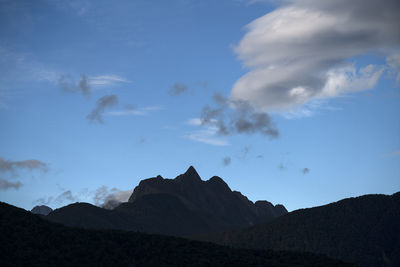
31,205,53,216
175,165,201,183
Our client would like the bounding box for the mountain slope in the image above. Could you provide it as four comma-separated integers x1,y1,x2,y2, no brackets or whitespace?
199,192,400,267
46,166,287,236
0,202,354,267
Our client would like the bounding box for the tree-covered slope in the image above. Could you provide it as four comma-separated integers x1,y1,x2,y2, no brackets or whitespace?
200,192,400,267
0,202,354,267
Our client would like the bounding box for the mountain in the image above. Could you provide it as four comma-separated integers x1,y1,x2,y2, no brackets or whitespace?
31,205,53,215
0,202,355,267
46,166,287,236
199,192,400,267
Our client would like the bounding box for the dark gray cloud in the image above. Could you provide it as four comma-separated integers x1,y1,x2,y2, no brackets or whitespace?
302,168,310,175
87,94,118,123
232,0,400,112
200,93,278,138
0,157,48,173
169,82,189,96
0,178,22,190
222,156,231,166
59,74,91,96
93,186,132,210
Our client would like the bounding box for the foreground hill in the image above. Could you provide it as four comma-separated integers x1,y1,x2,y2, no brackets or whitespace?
46,166,287,236
199,192,400,267
0,202,354,267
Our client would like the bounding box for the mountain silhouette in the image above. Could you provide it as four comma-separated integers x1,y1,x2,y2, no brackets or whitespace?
31,205,53,216
0,202,354,267
199,192,400,267
46,166,287,236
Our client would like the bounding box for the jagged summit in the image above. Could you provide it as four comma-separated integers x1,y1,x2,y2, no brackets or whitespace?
46,166,288,236
175,165,201,182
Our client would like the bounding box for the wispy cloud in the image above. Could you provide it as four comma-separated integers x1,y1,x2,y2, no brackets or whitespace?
89,75,130,86
278,163,287,171
107,105,163,116
59,74,90,96
185,129,229,146
59,74,129,96
222,156,232,166
0,157,48,174
0,157,48,191
93,186,132,209
169,82,189,96
87,94,119,123
0,178,22,191
33,196,53,206
186,118,202,126
54,190,78,205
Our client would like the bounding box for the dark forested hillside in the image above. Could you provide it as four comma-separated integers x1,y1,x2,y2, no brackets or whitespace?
0,202,354,267
199,192,400,267
46,166,287,236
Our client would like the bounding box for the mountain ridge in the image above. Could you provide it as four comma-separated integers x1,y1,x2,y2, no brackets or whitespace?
197,191,400,267
0,201,355,267
46,166,287,236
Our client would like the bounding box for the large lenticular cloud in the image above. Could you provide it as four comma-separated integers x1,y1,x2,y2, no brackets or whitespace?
231,0,400,112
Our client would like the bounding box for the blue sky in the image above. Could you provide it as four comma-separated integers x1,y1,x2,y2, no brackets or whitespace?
1,0,399,211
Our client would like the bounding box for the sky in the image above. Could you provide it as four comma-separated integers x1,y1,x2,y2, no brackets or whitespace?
0,0,399,212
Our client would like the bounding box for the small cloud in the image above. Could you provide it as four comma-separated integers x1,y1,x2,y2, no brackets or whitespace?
33,196,53,206
55,190,77,205
187,118,202,126
59,74,90,96
240,146,251,159
302,168,310,175
200,93,279,138
107,105,163,117
93,186,132,209
169,82,188,96
89,75,129,86
278,163,286,171
0,178,22,190
185,129,229,146
59,74,129,96
87,94,118,123
0,157,49,178
222,156,231,166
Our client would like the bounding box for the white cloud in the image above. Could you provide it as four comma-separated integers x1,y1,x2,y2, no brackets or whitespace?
107,105,163,116
89,75,130,86
186,130,229,146
186,118,203,126
186,117,230,146
185,128,229,146
231,0,400,113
